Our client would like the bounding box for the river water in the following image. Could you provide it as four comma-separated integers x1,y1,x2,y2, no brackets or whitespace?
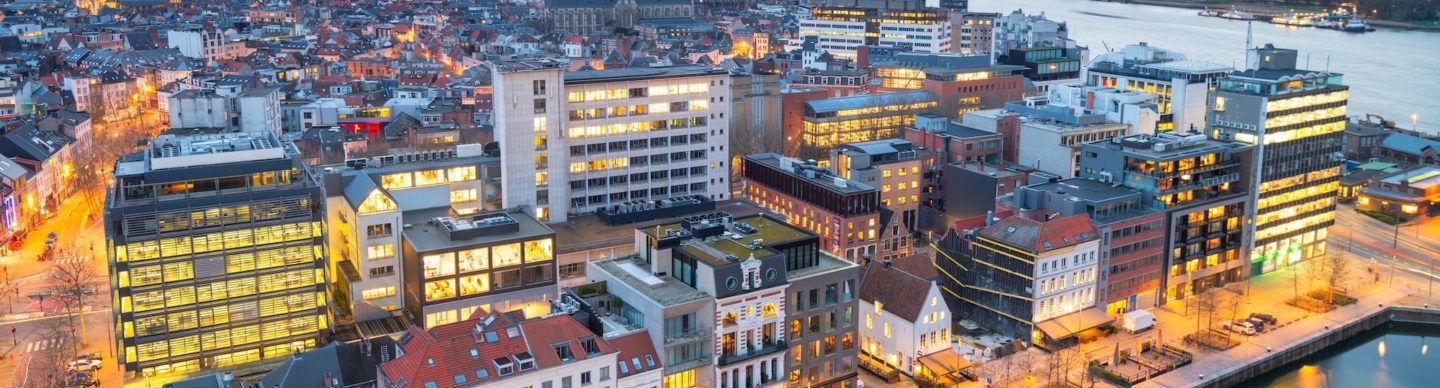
1245,324,1440,387
969,0,1440,133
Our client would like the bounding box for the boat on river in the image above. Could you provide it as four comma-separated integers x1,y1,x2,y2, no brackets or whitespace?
1217,7,1254,21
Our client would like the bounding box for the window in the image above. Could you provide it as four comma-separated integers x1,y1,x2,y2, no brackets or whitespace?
367,244,394,260
453,374,467,385
361,287,395,300
495,357,515,375
534,98,547,114
493,243,522,267
581,371,592,385
458,248,488,272
554,343,574,361
533,80,546,95
368,265,395,278
599,366,610,381
884,322,892,338
366,223,393,238
423,253,456,278
451,189,479,203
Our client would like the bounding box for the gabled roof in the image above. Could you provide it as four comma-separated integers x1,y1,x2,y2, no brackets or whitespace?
607,331,663,379
977,213,1098,254
381,310,614,387
859,260,935,321
341,173,389,210
1380,133,1440,157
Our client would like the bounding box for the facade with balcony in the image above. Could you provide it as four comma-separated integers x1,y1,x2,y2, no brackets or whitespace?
1078,131,1253,303
588,212,832,388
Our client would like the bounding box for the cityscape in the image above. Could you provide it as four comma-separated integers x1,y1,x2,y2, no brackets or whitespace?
0,0,1435,387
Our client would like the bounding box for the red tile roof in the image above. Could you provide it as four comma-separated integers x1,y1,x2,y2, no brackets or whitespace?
977,213,1097,254
381,310,620,388
606,331,663,378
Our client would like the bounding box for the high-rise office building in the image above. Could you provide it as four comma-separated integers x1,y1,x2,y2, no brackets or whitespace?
492,62,731,223
798,7,951,61
106,132,331,380
1086,43,1233,132
1209,44,1346,274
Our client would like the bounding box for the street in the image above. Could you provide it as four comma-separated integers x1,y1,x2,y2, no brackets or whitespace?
0,193,116,388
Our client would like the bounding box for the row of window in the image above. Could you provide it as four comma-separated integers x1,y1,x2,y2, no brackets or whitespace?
568,134,708,156
570,183,709,209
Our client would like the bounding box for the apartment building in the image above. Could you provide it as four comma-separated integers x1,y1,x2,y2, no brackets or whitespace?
856,260,951,376
168,27,237,63
798,7,951,61
1078,132,1253,302
587,212,833,388
1086,43,1232,133
966,105,1129,178
832,139,938,261
322,149,504,323
492,62,731,223
936,213,1102,347
377,309,628,388
1013,178,1166,315
742,153,880,262
1209,44,1346,274
106,133,330,380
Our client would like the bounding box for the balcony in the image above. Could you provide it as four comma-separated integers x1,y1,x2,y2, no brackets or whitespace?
664,327,711,346
718,340,786,367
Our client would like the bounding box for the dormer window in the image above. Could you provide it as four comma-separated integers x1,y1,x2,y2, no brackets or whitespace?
515,352,536,370
580,337,600,356
494,357,514,375
554,342,574,362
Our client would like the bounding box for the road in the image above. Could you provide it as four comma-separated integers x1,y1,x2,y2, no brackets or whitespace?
1330,207,1440,288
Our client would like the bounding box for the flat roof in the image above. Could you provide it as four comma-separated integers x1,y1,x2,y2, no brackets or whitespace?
652,215,813,267
788,252,856,280
746,153,875,194
1144,59,1232,73
805,90,936,115
593,257,712,308
401,208,553,252
552,200,770,254
564,65,726,85
1381,166,1440,190
1026,178,1140,203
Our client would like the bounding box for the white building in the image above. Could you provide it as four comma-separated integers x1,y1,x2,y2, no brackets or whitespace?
167,90,229,129
857,261,952,376
797,7,951,61
1032,232,1100,323
491,62,731,223
282,98,344,132
991,9,1078,57
237,86,282,135
167,27,236,63
1045,84,1160,134
965,106,1129,178
323,149,503,322
1085,43,1232,132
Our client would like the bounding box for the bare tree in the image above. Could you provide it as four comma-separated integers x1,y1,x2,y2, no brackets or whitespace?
1316,253,1354,304
0,266,18,316
48,252,99,347
1055,343,1086,386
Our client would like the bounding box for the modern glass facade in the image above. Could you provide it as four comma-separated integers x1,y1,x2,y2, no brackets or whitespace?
1210,45,1346,274
106,135,330,380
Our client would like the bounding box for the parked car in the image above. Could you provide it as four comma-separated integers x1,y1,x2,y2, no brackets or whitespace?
67,372,99,387
67,354,102,372
1245,317,1269,332
1221,320,1257,335
1249,313,1278,325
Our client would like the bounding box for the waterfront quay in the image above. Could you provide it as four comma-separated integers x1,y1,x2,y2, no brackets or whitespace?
1140,277,1440,387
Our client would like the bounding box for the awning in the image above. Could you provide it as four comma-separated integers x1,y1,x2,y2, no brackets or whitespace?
1037,307,1113,340
918,349,971,378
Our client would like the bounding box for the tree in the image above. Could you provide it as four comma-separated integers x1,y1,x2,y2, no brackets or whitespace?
0,266,18,316
48,252,99,347
1316,253,1354,304
14,323,72,388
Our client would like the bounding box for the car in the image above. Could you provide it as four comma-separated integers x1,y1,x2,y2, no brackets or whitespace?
67,355,102,372
67,372,99,387
1245,317,1268,332
1249,313,1278,325
1221,320,1257,335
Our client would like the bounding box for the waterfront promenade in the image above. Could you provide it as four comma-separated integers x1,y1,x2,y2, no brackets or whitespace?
1141,276,1438,387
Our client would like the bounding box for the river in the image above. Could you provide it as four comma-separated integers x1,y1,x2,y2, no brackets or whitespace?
969,0,1440,133
1245,323,1440,387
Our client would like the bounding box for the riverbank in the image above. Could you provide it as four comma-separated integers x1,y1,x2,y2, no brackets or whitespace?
1100,0,1440,31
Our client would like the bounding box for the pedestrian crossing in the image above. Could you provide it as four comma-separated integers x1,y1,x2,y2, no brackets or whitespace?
24,338,64,353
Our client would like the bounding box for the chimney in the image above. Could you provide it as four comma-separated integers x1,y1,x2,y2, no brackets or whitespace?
324,372,334,388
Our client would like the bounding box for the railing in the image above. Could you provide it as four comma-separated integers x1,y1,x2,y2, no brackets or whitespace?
718,340,786,367
664,327,711,345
